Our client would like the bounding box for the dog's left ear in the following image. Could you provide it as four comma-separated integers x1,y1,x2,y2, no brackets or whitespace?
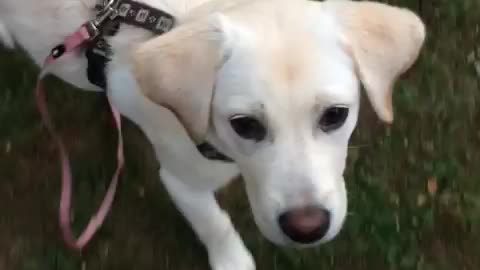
132,14,231,143
320,0,426,123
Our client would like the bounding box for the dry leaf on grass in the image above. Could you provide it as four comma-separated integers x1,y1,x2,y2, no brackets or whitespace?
417,194,427,207
427,177,438,196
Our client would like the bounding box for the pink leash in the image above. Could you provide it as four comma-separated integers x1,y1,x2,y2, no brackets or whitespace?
35,24,124,251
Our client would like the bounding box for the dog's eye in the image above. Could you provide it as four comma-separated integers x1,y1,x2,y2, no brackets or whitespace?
319,106,349,132
229,115,266,142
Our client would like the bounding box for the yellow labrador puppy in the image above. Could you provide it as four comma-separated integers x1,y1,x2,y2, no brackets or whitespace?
0,0,425,269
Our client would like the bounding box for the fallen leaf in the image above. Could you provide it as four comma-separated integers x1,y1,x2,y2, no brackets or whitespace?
474,61,480,78
389,193,400,206
138,186,145,198
5,141,11,153
427,177,438,196
417,194,427,207
468,49,480,78
467,51,476,63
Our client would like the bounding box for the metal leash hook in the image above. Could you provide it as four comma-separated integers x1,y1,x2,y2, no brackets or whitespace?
87,0,121,40
95,0,116,10
49,0,120,59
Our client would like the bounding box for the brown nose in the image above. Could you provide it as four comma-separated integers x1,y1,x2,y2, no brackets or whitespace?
278,206,330,244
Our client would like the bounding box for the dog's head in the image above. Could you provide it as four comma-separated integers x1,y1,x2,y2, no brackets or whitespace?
132,0,425,247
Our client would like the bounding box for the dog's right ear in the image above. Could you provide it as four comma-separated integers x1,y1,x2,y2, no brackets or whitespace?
132,14,231,143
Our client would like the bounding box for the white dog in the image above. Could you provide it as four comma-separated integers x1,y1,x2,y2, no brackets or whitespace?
0,0,425,269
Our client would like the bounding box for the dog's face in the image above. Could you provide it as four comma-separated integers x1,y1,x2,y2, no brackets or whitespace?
208,21,359,245
133,0,425,247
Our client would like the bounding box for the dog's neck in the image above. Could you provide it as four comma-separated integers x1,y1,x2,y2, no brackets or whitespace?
94,0,234,162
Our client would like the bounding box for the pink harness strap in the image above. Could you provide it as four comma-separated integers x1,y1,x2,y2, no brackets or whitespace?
35,24,124,251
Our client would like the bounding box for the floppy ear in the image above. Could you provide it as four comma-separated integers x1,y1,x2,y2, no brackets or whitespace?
324,0,426,123
132,15,230,143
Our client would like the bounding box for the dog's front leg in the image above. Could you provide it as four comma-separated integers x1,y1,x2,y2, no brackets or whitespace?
160,168,255,270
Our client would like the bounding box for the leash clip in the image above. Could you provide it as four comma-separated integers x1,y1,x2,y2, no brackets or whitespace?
87,0,120,40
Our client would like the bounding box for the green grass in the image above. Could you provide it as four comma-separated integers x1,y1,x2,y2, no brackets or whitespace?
1,0,479,269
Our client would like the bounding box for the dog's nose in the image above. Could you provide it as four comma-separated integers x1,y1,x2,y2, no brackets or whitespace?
278,206,330,244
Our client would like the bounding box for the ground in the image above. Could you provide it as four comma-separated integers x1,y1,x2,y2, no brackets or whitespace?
0,0,479,269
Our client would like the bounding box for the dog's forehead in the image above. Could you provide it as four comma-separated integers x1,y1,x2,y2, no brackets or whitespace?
214,0,358,118
217,19,357,111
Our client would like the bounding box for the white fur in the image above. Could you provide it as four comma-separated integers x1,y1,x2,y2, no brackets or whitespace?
0,0,425,269
0,21,14,48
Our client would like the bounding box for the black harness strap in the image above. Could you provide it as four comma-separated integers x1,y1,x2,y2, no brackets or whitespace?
85,0,233,163
85,0,175,89
86,36,113,89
